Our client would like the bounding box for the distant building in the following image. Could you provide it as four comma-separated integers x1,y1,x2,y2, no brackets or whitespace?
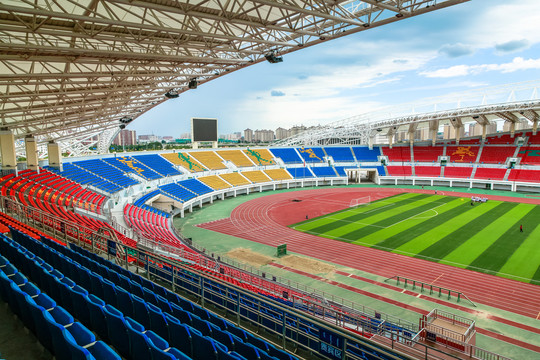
113,129,136,146
254,129,274,142
503,119,529,132
443,124,465,140
138,134,158,143
469,123,497,137
244,128,253,142
275,127,290,140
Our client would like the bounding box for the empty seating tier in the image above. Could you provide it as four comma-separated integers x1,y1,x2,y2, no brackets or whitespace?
478,146,516,164
188,151,227,170
527,132,540,144
161,152,206,172
219,173,251,186
446,146,479,163
177,179,213,195
415,166,441,177
264,169,293,181
485,134,518,145
104,157,162,180
508,169,540,183
517,146,540,165
352,146,380,162
243,149,275,165
124,204,182,248
474,168,507,180
386,166,412,176
158,183,196,203
297,147,325,164
132,154,182,177
413,146,443,162
310,167,338,177
216,150,254,167
198,175,231,190
323,147,354,162
443,167,473,178
241,170,271,183
270,148,302,164
381,147,411,162
286,167,314,178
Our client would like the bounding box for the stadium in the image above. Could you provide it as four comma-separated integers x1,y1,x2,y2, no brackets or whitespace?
0,1,539,360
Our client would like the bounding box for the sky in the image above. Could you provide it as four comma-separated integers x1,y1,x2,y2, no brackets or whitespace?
131,0,540,137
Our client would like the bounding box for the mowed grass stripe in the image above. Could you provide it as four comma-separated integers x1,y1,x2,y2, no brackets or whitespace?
467,204,538,273
414,201,507,260
301,193,428,235
383,198,483,254
336,196,455,242
351,198,466,246
499,221,540,283
441,203,529,268
292,193,406,229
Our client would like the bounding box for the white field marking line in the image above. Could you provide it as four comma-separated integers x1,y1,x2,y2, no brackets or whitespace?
385,202,449,229
319,216,388,229
411,209,439,219
430,273,444,285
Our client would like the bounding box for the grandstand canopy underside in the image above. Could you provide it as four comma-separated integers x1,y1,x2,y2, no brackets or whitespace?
0,0,468,157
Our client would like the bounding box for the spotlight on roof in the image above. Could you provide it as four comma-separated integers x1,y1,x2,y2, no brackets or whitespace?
188,78,198,89
264,50,283,64
119,124,126,129
376,128,382,132
395,13,404,18
164,89,179,98
363,23,370,28
472,115,479,119
119,116,133,124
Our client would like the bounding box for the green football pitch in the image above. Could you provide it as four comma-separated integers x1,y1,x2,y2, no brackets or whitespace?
291,193,540,284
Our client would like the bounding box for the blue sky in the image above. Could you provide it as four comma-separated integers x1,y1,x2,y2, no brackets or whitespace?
131,0,540,137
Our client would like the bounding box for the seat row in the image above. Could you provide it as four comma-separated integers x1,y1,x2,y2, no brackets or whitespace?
9,227,298,360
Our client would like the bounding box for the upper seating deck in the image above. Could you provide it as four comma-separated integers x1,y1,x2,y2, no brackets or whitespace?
478,146,516,164
323,147,355,162
161,152,206,172
485,134,518,145
297,147,325,164
527,132,540,144
446,146,479,163
270,148,302,164
132,154,182,177
241,170,271,183
517,146,540,164
198,175,231,190
413,146,443,162
158,183,196,202
352,147,380,162
104,156,162,180
382,147,411,162
264,169,293,181
187,151,227,170
219,172,251,186
216,150,254,167
243,149,275,166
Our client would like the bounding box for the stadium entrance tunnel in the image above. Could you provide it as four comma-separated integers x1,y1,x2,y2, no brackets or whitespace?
346,168,378,184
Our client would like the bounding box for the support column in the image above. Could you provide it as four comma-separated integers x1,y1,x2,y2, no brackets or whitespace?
388,134,393,149
25,135,39,171
533,119,538,135
482,124,487,142
510,122,515,137
47,141,62,170
0,129,17,171
368,136,374,150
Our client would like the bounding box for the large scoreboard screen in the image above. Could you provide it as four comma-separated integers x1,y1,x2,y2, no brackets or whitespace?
191,118,218,142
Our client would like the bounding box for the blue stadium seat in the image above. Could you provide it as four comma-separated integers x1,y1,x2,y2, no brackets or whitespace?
115,286,134,318
270,148,302,164
131,293,151,328
164,313,195,357
146,330,190,360
103,304,130,358
86,294,109,342
324,147,355,162
125,317,153,360
147,302,169,340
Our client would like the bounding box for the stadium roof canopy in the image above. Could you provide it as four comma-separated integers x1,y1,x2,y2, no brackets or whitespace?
0,0,468,156
275,81,540,146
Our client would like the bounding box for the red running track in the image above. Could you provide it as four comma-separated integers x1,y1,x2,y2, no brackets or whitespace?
198,187,540,320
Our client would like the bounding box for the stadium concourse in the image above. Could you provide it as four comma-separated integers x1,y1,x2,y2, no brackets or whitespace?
1,134,540,359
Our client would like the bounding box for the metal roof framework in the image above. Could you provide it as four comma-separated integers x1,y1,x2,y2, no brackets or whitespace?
275,81,540,146
0,0,468,157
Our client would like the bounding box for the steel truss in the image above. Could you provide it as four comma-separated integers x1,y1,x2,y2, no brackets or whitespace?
276,81,540,146
0,0,468,157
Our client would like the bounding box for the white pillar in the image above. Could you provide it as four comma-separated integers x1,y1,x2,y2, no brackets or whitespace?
25,135,39,171
0,129,17,170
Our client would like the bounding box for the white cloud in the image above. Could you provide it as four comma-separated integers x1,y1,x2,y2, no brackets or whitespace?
420,57,540,78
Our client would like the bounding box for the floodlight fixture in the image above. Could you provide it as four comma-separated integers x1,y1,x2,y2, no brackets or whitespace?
119,116,133,124
165,89,179,98
188,78,198,89
264,50,283,64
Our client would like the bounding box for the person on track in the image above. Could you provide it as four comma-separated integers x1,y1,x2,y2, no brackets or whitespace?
520,224,523,233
